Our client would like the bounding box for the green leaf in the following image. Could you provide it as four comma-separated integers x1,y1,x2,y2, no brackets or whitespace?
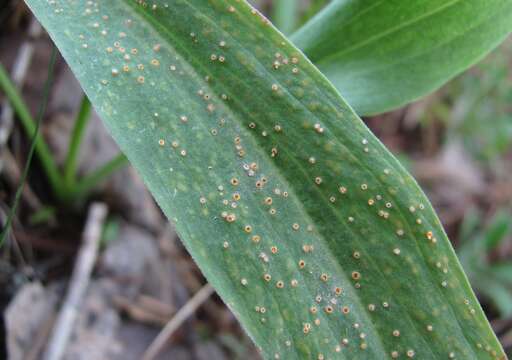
471,270,512,317
26,1,504,359
458,207,482,245
484,211,511,250
291,0,512,115
271,0,299,35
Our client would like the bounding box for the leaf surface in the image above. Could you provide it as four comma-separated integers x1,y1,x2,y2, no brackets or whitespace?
26,1,505,359
291,0,512,115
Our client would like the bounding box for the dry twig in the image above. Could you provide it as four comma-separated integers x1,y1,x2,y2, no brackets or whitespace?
113,294,175,327
142,283,214,360
42,202,108,360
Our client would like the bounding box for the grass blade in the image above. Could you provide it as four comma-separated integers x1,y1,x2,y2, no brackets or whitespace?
0,61,63,198
70,153,128,199
1,48,58,246
63,95,92,188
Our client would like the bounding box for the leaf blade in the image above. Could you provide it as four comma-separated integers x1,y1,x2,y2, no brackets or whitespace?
26,1,504,359
291,0,512,115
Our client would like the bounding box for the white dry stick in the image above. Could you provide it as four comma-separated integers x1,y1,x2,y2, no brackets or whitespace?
143,284,215,360
0,19,42,148
0,19,43,210
43,203,108,360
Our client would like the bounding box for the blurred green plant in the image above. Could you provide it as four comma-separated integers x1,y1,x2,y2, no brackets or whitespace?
0,63,128,202
447,40,512,165
458,208,512,316
100,216,121,248
413,38,512,180
271,0,298,35
217,333,258,360
28,205,57,226
295,0,330,27
269,0,330,35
